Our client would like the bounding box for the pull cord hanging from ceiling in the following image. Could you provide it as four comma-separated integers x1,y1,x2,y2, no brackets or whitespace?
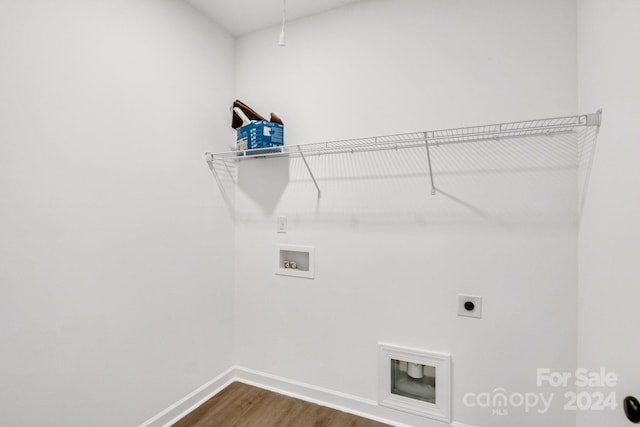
279,0,287,46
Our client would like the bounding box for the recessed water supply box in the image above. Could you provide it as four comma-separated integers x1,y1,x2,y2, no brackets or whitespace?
378,343,451,422
276,244,315,279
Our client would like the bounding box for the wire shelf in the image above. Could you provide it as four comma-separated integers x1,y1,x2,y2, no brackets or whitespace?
206,111,601,163
205,110,601,201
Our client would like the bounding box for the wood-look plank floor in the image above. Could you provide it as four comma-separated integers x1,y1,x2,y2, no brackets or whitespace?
172,382,391,427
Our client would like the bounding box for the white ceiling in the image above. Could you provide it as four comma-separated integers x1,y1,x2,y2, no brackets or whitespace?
186,0,363,37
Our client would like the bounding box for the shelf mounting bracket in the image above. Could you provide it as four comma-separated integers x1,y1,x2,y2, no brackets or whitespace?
424,132,436,195
586,109,602,127
299,147,321,199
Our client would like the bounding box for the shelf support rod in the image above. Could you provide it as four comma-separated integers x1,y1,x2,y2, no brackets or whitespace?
299,148,321,198
424,132,436,195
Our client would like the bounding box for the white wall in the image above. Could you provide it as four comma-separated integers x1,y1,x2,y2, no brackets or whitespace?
577,1,640,426
0,1,235,426
234,1,578,426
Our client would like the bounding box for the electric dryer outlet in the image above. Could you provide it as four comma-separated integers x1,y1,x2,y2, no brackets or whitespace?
458,294,482,319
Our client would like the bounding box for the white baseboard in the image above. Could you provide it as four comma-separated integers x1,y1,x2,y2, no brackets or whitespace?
138,366,235,427
140,366,477,427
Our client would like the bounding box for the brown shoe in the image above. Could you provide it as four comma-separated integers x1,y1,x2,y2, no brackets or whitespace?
270,112,284,125
231,100,266,129
233,107,252,127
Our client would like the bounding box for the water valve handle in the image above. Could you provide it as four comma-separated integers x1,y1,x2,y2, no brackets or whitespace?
624,396,640,423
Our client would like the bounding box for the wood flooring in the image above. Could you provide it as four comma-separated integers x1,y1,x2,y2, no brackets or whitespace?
172,382,391,427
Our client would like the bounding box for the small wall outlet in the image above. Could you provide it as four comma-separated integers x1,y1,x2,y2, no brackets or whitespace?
458,294,482,319
277,216,287,233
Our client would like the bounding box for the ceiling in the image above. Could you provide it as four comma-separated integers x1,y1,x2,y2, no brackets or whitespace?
186,0,363,37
